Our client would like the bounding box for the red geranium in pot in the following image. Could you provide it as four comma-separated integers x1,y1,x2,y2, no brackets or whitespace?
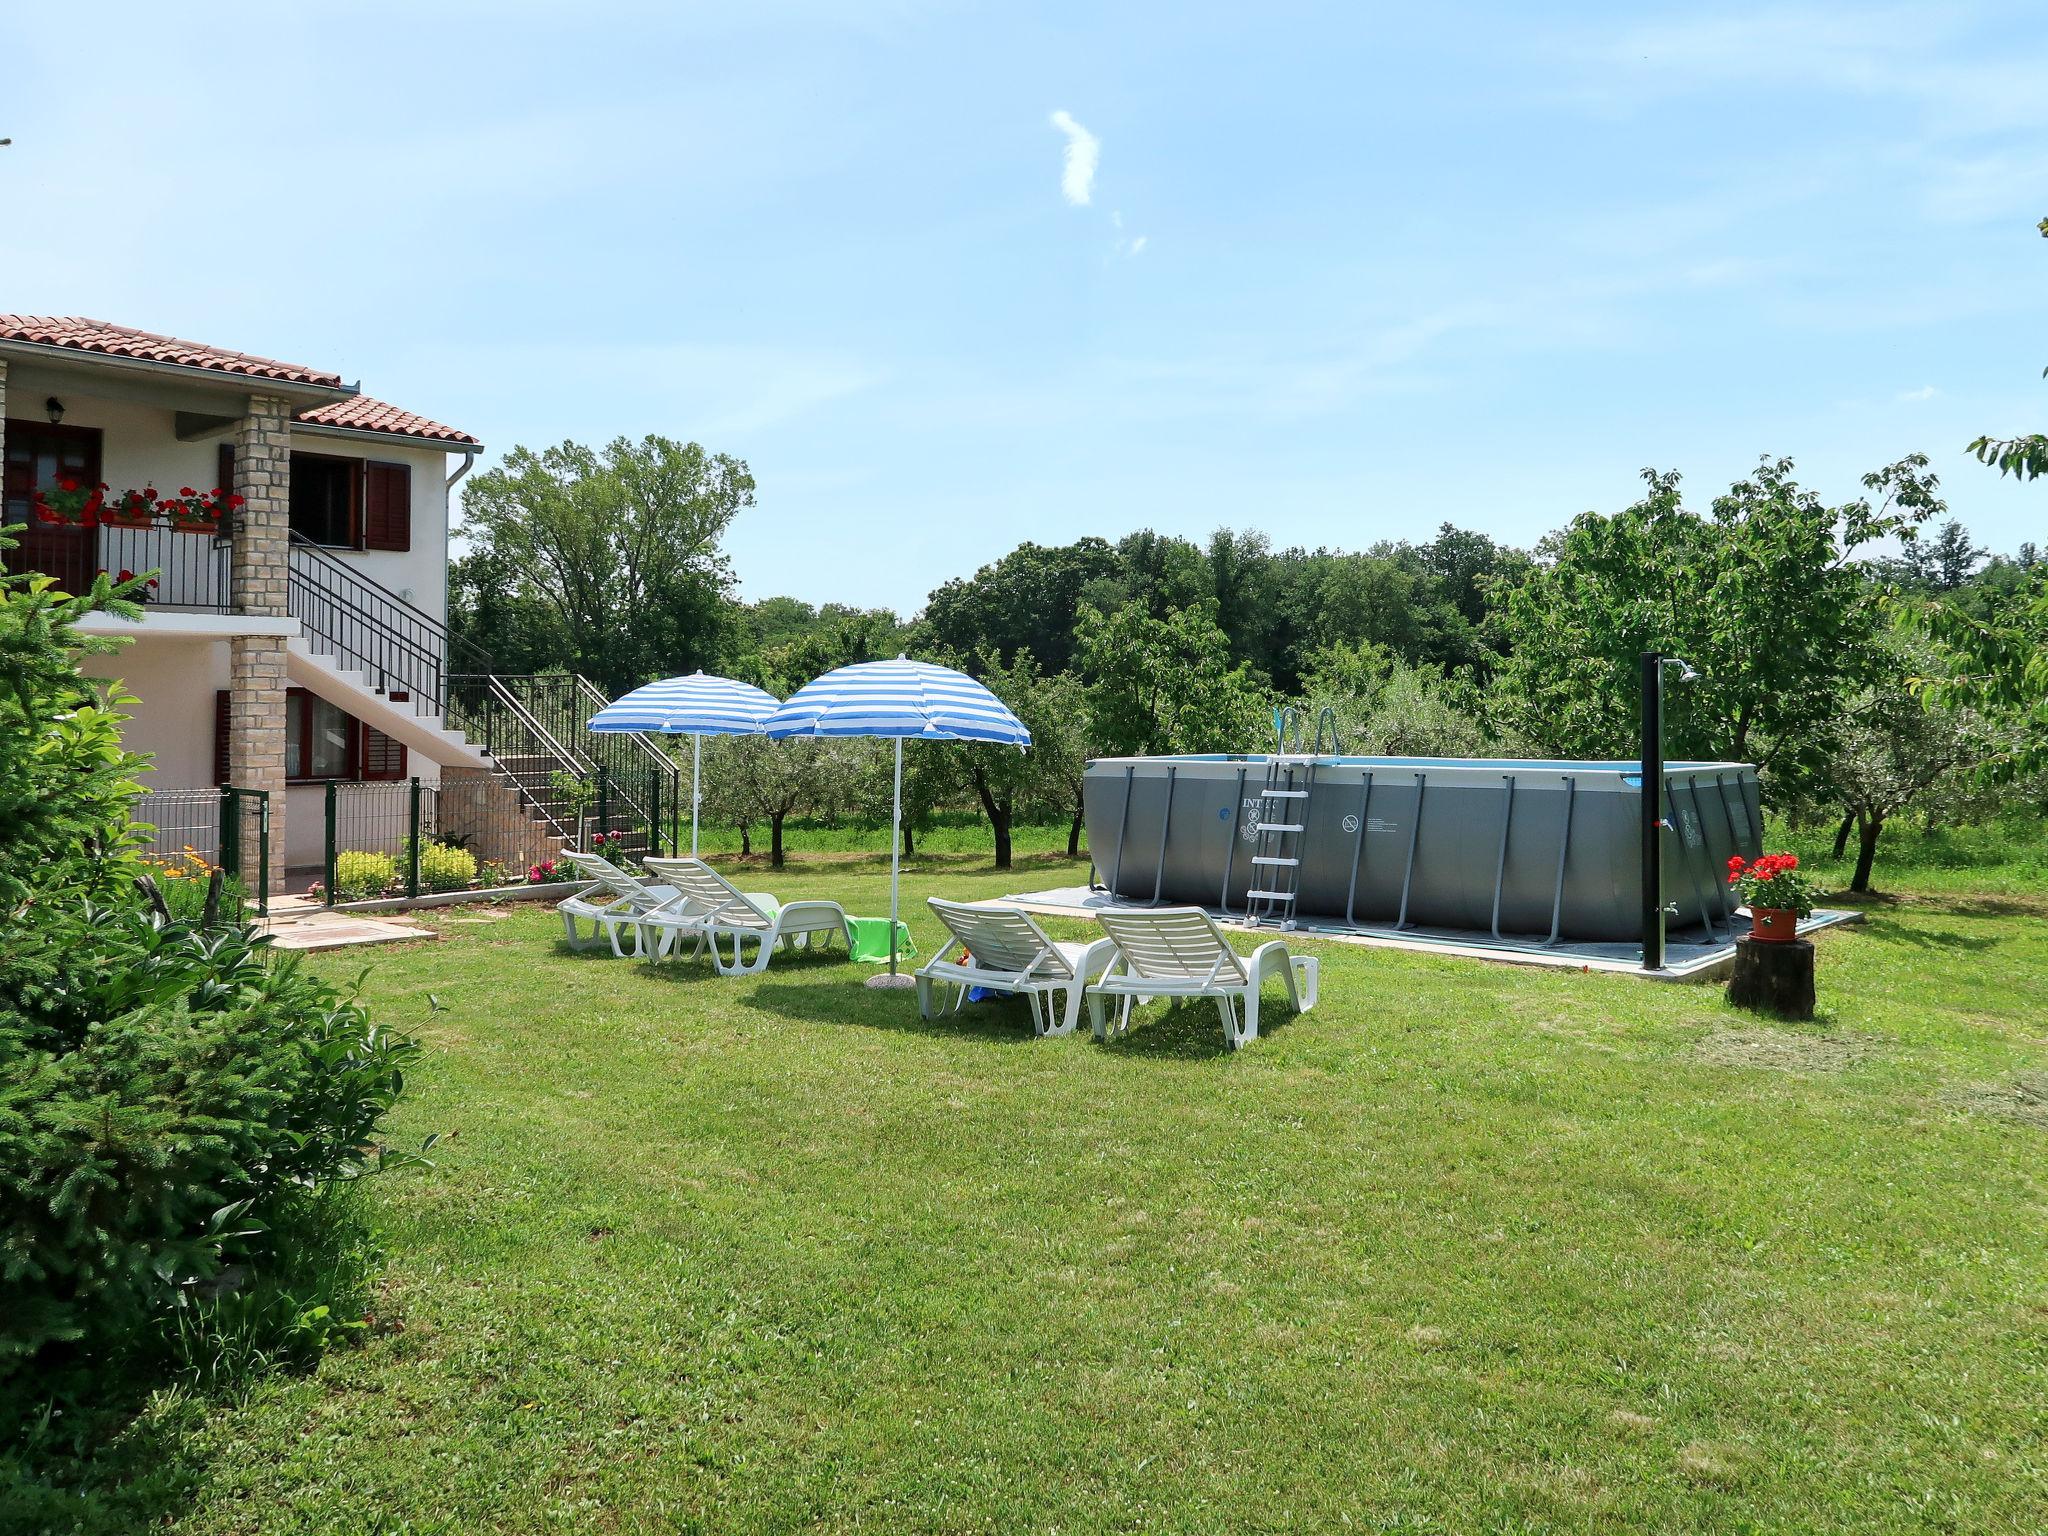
1727,853,1816,942
102,486,160,528
31,478,105,526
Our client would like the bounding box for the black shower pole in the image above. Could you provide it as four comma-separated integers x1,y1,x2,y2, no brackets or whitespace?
1640,650,1666,971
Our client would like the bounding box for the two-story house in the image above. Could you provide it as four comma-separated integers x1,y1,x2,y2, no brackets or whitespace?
0,315,663,891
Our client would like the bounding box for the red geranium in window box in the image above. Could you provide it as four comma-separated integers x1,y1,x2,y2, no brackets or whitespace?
101,487,156,528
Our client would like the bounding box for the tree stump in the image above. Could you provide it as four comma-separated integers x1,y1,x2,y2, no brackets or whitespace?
1727,936,1815,1020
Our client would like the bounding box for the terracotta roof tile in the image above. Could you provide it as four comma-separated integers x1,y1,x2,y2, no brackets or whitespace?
295,396,482,448
0,314,480,448
0,314,345,388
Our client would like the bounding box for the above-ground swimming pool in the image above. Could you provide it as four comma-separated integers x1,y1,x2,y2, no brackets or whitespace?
1083,754,1763,944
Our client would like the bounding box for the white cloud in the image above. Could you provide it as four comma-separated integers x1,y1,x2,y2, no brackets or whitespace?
1129,235,1148,256
1048,109,1100,206
1897,384,1939,402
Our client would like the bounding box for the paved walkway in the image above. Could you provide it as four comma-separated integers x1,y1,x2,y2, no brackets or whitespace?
256,895,439,953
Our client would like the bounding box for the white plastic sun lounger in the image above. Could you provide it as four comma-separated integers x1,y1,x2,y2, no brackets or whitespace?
916,898,1117,1037
1088,907,1318,1050
556,849,683,957
637,857,850,976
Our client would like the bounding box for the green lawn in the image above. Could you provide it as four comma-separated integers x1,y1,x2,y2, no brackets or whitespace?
36,848,2048,1533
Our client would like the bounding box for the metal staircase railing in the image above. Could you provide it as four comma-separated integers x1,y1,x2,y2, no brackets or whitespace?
445,673,680,856
286,531,490,714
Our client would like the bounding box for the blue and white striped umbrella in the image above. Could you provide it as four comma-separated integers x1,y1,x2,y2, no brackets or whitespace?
763,657,1030,746
587,670,780,735
766,657,1031,983
586,671,781,858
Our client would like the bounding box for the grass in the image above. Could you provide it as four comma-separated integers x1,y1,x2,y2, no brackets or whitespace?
15,843,2048,1533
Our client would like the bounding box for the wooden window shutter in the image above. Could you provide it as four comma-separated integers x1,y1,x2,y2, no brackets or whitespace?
362,461,411,551
360,723,408,781
213,690,232,785
216,442,236,540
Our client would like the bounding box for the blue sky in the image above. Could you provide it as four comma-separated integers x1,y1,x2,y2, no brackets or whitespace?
5,1,2046,612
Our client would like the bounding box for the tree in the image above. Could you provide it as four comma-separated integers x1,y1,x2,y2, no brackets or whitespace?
1297,643,1493,758
1925,218,2048,776
918,539,1120,675
1075,602,1269,758
1491,456,1940,797
700,735,847,867
946,652,1085,870
1812,633,1991,892
456,436,751,696
1919,568,2048,779
1870,518,1988,592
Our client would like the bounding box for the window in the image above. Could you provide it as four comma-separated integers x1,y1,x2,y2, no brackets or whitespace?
286,452,412,550
289,691,357,781
290,452,357,546
213,688,408,783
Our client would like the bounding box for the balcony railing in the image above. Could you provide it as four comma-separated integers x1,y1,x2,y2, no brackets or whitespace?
1,521,232,611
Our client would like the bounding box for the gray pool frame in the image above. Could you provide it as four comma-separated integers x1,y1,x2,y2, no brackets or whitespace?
1082,754,1765,947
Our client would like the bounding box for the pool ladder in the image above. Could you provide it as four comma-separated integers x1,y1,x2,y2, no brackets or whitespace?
1244,753,1317,930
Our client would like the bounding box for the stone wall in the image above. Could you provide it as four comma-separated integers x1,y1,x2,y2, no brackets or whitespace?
436,767,568,874
225,392,295,891
231,394,291,617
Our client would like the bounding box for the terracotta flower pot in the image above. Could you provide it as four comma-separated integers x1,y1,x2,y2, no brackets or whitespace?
1749,906,1800,943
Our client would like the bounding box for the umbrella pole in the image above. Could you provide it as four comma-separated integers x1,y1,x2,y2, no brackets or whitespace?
691,734,702,860
868,735,915,990
890,735,903,975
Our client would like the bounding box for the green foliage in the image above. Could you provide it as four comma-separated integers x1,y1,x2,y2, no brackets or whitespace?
1298,643,1494,758
0,537,154,914
1803,630,1998,891
454,435,752,695
701,735,855,866
0,908,423,1387
1491,456,1939,797
1075,601,1269,757
919,539,1120,676
941,651,1087,869
417,841,478,894
154,867,248,926
332,850,398,902
1918,568,2048,779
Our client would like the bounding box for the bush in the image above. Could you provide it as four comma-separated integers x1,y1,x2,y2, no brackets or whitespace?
0,911,422,1389
417,840,477,893
332,849,397,901
0,527,425,1448
138,849,246,924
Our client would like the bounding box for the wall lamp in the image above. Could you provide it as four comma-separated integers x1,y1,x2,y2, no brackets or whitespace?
45,397,64,426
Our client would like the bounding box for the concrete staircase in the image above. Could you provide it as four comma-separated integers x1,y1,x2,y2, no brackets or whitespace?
285,638,492,769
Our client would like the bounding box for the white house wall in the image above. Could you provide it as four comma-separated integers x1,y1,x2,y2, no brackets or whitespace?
82,633,446,871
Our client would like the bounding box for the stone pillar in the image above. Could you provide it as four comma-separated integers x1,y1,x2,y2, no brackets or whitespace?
227,394,293,891
232,393,291,616
228,635,289,893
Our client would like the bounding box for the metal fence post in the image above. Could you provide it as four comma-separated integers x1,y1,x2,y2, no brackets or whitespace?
595,767,610,847
324,781,339,907
218,787,240,883
647,768,660,855
407,776,422,899
256,791,270,916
